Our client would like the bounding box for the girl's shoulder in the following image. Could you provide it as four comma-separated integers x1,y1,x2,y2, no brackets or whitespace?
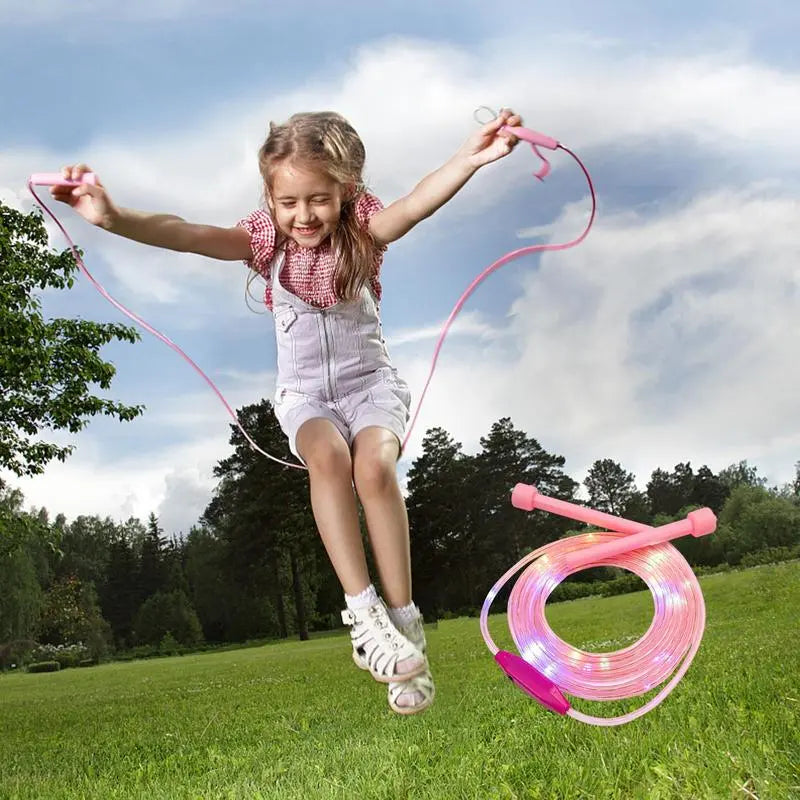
238,207,275,234
236,209,276,274
354,192,384,226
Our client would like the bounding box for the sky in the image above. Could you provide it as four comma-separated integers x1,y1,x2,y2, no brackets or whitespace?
2,0,799,536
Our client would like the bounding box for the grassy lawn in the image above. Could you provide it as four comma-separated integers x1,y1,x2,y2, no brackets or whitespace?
1,562,798,799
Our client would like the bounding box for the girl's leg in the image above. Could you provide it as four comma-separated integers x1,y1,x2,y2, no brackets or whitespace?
297,418,424,681
352,425,433,712
350,425,411,608
295,418,369,595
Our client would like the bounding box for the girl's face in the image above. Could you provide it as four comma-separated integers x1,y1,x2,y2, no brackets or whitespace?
268,161,344,248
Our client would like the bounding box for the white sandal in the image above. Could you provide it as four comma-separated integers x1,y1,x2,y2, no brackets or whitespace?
341,601,426,684
387,616,435,715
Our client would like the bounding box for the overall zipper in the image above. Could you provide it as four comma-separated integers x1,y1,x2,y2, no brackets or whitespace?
320,308,334,401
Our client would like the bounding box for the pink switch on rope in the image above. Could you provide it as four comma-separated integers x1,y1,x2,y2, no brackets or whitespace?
495,650,570,715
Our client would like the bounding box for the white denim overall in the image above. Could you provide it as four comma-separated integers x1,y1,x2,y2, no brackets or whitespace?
270,250,411,460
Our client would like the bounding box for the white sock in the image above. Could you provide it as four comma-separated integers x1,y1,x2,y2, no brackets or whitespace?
344,583,379,610
388,602,420,629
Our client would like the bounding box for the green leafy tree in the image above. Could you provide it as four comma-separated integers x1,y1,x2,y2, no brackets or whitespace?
132,590,204,647
138,513,166,602
718,460,766,490
406,427,473,617
584,458,642,516
184,525,233,642
0,202,142,476
647,463,697,517
716,484,772,564
690,465,730,514
100,531,138,648
465,418,577,609
739,496,800,551
203,400,321,641
38,575,111,659
0,483,47,642
55,515,115,587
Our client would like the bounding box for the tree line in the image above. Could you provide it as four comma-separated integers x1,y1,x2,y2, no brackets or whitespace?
2,402,799,669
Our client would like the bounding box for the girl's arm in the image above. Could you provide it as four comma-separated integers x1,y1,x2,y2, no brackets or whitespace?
51,164,253,261
368,109,522,246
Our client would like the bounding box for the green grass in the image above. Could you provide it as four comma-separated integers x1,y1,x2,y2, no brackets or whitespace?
1,563,798,799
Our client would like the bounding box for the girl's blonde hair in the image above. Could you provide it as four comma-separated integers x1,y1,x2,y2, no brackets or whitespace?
256,111,378,302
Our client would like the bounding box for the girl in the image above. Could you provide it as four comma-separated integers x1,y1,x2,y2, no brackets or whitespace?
53,107,522,714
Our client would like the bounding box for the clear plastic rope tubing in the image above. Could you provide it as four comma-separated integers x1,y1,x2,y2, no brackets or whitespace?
481,522,707,726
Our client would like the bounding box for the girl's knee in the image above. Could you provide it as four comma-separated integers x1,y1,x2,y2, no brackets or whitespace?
307,444,351,477
298,426,351,476
353,451,397,496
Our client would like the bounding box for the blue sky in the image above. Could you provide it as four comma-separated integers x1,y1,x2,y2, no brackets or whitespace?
2,0,799,535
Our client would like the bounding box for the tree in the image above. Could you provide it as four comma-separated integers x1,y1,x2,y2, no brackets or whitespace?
203,400,321,641
690,465,730,514
0,482,47,643
0,202,142,476
38,575,111,659
584,459,641,516
55,515,115,588
138,513,166,602
0,544,45,645
100,531,138,648
465,418,577,608
718,460,766,490
132,590,204,647
184,526,233,642
406,427,474,617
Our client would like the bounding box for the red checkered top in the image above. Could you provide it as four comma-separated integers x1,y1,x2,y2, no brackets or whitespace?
237,192,386,310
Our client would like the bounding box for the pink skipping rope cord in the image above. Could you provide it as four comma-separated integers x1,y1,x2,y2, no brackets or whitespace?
29,118,713,725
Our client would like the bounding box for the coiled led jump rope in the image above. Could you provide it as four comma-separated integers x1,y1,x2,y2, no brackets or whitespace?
482,484,716,725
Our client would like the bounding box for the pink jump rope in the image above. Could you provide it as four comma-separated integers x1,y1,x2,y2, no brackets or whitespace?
29,109,715,724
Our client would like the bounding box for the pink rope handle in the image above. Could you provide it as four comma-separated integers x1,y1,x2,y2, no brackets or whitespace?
481,486,713,726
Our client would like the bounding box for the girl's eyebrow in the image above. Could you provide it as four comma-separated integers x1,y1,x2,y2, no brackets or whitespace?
275,191,332,201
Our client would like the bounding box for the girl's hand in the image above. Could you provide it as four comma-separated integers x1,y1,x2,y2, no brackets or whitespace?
461,108,523,169
50,164,118,229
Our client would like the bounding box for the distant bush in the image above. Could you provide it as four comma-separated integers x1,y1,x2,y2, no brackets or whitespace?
740,545,800,568
28,661,60,673
549,581,601,603
600,573,648,597
31,642,89,669
159,632,180,656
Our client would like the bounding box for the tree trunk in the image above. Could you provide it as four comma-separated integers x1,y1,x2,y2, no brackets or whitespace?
289,549,309,641
271,556,288,639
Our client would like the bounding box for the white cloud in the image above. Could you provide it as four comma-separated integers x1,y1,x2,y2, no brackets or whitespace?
389,310,504,347
157,467,215,537
397,184,800,488
7,433,228,535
